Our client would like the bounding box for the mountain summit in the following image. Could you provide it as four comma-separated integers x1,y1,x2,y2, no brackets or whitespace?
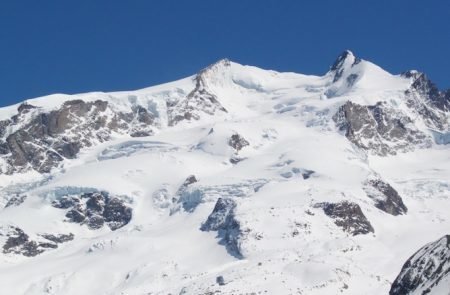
0,51,449,294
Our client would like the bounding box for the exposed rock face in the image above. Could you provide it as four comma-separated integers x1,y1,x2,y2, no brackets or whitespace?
229,155,246,164
390,235,450,295
228,133,249,152
2,227,42,257
2,226,73,257
0,100,156,174
364,178,407,216
52,192,132,231
168,61,228,126
333,101,431,155
201,198,243,258
403,71,450,112
316,201,374,236
402,71,450,132
201,198,236,231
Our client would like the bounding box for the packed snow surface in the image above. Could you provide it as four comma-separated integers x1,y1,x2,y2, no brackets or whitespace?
0,52,449,294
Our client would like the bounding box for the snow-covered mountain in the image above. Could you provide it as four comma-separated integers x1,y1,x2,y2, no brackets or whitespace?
0,51,449,295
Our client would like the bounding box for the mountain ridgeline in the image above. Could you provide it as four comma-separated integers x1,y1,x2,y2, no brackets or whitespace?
0,51,449,295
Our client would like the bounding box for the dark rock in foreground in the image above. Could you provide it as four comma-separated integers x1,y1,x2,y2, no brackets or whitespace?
390,235,450,295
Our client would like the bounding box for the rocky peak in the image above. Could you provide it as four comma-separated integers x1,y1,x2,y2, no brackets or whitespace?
166,60,229,126
329,50,361,82
403,70,450,112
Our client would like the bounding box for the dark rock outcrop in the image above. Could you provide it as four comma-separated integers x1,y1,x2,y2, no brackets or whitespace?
390,235,450,295
228,133,249,152
2,227,41,257
0,100,156,174
316,201,374,236
333,101,431,155
216,275,226,286
364,178,407,216
182,175,198,187
52,192,132,231
201,198,243,258
104,197,133,230
2,226,73,257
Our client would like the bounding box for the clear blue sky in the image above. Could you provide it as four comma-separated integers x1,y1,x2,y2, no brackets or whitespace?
0,0,449,107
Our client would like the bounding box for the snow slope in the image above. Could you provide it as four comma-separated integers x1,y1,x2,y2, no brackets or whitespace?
0,51,449,295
